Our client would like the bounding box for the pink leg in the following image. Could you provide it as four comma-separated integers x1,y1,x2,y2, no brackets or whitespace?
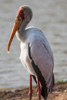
28,75,32,100
37,78,41,100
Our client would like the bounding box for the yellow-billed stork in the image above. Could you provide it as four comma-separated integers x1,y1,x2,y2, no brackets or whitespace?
7,6,54,100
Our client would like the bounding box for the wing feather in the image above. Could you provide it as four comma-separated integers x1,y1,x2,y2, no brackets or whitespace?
29,36,54,98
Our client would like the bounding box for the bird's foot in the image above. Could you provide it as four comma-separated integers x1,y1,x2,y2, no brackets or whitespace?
37,78,41,100
37,91,41,100
28,75,32,100
28,91,32,100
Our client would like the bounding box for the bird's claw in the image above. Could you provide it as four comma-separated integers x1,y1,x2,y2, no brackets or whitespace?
37,92,41,100
28,91,32,100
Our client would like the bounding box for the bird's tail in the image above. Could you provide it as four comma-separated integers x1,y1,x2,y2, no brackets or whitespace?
41,73,54,100
41,87,47,100
48,73,54,93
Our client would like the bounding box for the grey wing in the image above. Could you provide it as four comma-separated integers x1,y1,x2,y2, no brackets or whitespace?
28,37,54,98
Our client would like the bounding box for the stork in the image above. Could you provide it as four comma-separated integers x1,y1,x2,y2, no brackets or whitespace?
7,6,54,100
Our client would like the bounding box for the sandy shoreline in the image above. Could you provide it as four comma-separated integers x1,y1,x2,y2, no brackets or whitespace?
0,82,67,100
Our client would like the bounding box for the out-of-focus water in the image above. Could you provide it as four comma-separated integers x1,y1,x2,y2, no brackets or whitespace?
0,0,67,88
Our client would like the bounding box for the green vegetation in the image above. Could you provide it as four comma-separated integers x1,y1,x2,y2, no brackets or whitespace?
55,80,67,84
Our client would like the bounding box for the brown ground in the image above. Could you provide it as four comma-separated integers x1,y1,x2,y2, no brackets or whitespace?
0,83,67,100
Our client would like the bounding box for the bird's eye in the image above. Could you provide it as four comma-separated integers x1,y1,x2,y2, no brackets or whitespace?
18,10,25,20
18,17,22,21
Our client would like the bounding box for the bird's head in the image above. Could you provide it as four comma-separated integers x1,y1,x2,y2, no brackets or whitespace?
7,6,32,52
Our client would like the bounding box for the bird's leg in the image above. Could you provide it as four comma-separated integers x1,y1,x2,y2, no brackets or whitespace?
28,75,32,100
37,77,41,100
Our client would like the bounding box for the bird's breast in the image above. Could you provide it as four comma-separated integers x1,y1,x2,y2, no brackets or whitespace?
20,42,36,76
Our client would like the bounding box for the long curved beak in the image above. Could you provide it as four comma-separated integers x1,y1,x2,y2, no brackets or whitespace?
7,17,22,51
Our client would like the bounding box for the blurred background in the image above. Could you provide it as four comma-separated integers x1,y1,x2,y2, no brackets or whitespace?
0,0,67,88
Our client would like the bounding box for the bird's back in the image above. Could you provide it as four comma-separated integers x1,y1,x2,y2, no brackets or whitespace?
25,27,53,59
